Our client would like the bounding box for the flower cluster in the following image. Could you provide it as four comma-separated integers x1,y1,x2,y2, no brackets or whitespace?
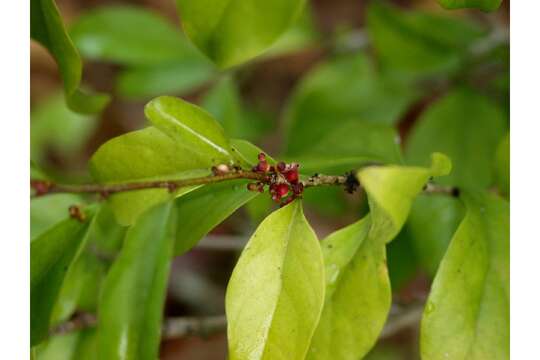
247,153,304,206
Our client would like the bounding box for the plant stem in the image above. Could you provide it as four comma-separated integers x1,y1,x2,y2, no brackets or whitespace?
50,304,423,340
30,172,457,197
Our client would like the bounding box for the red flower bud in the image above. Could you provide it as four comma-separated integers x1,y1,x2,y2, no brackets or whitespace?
276,183,289,198
258,153,267,162
257,161,270,173
285,169,299,183
276,161,286,173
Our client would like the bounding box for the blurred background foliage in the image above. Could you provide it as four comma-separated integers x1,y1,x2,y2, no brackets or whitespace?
30,0,509,358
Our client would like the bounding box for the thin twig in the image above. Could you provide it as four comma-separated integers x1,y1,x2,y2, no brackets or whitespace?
197,235,248,251
49,313,226,339
380,304,424,339
30,173,456,198
50,304,424,340
31,171,266,197
49,312,97,336
162,315,227,339
423,182,460,197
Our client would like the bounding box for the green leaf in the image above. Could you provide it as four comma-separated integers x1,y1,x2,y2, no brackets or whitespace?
226,201,325,360
421,193,509,360
289,120,403,174
437,0,503,12
50,253,105,326
70,5,206,66
31,206,96,346
34,332,79,360
116,62,214,99
31,94,98,164
90,97,235,225
35,329,98,360
50,205,126,324
31,0,109,113
90,126,206,225
284,52,417,154
406,88,507,188
366,2,485,79
306,155,450,359
98,202,175,360
70,6,216,99
173,180,259,255
31,194,83,240
306,215,391,360
175,0,306,68
358,153,452,244
494,132,509,197
264,4,319,58
144,96,234,162
408,195,465,276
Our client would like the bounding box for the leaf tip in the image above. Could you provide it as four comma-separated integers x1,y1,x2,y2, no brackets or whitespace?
429,152,452,177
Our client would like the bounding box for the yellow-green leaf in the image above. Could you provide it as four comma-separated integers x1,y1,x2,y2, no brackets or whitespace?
307,154,450,359
226,200,325,360
90,126,207,225
90,96,236,223
421,193,509,359
358,153,452,244
31,0,109,113
307,215,390,360
98,202,175,359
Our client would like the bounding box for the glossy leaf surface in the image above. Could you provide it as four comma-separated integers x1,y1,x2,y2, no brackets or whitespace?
226,201,325,360
98,202,175,359
30,206,96,345
91,96,235,224
175,0,306,68
307,154,450,359
358,153,452,244
90,126,206,225
421,193,509,360
31,0,109,113
144,96,233,162
307,216,390,360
